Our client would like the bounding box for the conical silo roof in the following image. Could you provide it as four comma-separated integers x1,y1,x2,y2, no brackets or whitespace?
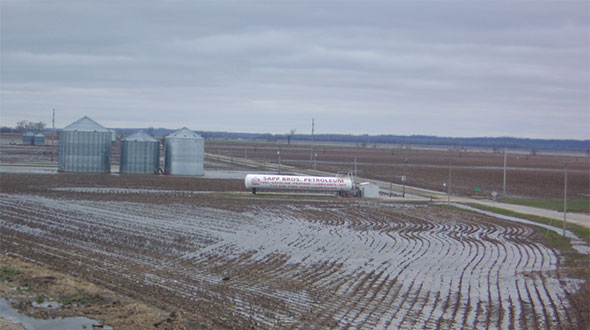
166,127,202,139
62,116,110,132
122,131,158,142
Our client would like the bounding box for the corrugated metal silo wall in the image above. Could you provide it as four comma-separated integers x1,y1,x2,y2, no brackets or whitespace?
33,136,45,145
58,131,112,172
120,140,160,174
22,134,34,145
164,138,204,175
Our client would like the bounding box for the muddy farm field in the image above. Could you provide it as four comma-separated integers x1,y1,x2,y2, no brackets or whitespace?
1,135,589,329
207,140,590,201
1,172,588,329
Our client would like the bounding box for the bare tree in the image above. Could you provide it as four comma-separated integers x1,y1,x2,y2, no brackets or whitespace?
287,129,296,144
16,120,46,133
32,121,46,132
15,120,28,131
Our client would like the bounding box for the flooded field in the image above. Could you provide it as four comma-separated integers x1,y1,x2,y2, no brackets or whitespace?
1,134,588,329
0,173,587,329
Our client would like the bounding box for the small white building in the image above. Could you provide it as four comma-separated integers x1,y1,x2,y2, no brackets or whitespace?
359,182,380,198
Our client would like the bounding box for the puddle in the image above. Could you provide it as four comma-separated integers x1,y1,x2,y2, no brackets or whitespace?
0,165,250,180
0,166,57,174
51,187,215,195
0,297,112,330
203,170,250,179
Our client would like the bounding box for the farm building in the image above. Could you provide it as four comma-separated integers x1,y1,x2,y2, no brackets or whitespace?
359,182,380,198
33,133,45,145
58,116,112,173
164,127,204,176
22,132,35,145
120,132,160,174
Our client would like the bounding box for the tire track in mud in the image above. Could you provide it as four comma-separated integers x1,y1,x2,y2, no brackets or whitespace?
0,193,584,329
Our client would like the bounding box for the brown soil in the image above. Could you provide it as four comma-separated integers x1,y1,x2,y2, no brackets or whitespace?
206,140,590,200
2,134,588,200
0,318,26,330
1,135,589,329
0,254,187,329
1,172,588,329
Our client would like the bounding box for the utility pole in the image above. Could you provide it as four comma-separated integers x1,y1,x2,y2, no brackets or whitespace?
503,145,507,196
310,118,315,166
401,175,406,198
563,162,568,236
448,162,452,205
354,156,357,177
314,153,317,170
52,108,56,145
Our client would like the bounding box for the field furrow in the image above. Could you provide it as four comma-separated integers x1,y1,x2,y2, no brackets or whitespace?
0,192,584,329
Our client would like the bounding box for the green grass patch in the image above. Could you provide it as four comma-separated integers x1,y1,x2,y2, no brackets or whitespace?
540,228,573,251
2,266,20,276
505,199,589,214
1,266,21,282
466,203,590,244
59,293,90,305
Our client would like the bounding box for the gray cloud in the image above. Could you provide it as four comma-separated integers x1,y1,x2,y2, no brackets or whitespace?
1,0,588,139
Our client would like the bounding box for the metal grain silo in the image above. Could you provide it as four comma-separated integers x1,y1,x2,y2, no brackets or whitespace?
22,132,35,145
120,132,160,174
58,116,112,173
33,133,46,145
164,128,204,176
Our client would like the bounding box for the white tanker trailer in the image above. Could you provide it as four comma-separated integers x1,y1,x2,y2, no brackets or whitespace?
244,174,354,195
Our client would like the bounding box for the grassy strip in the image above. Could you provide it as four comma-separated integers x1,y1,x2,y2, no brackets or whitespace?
466,203,590,245
505,199,589,214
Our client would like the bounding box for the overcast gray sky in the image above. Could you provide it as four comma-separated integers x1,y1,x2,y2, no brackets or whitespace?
1,1,588,139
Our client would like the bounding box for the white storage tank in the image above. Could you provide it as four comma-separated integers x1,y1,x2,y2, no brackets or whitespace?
58,116,112,173
245,174,354,193
120,132,160,174
164,128,204,176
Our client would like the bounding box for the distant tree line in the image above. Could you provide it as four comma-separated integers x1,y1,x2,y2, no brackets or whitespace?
17,120,46,132
2,124,587,152
196,131,589,152
117,129,590,152
1,121,46,133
